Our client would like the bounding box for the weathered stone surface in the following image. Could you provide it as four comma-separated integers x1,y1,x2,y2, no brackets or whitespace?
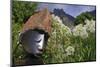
21,8,52,35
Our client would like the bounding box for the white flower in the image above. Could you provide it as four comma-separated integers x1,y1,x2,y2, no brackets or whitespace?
51,14,62,24
65,46,75,56
80,27,88,39
62,25,72,35
73,24,88,39
73,19,95,38
84,19,95,33
19,56,22,59
51,14,72,36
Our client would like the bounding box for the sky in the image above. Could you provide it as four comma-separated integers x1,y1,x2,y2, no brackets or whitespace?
37,3,96,17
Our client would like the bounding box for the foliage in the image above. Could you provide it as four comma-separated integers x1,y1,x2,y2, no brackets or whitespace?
42,15,73,63
74,12,95,25
12,1,37,24
12,1,37,63
42,15,96,64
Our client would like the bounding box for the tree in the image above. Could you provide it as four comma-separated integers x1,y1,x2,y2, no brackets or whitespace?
74,12,95,25
12,1,37,24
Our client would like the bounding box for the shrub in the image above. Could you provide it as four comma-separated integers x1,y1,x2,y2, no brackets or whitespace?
42,14,96,64
74,12,95,25
12,1,37,24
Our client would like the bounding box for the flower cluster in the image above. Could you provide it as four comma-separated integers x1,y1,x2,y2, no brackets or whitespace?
51,14,72,36
65,46,75,56
84,19,95,33
51,14,62,24
43,14,96,63
73,19,95,39
72,24,88,39
52,14,95,39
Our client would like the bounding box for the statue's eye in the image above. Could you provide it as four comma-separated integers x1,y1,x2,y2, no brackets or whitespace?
35,39,42,43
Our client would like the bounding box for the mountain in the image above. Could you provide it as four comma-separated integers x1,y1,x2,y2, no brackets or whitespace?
89,9,96,17
53,9,75,29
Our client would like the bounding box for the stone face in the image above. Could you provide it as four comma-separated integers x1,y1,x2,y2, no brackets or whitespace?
21,8,52,35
